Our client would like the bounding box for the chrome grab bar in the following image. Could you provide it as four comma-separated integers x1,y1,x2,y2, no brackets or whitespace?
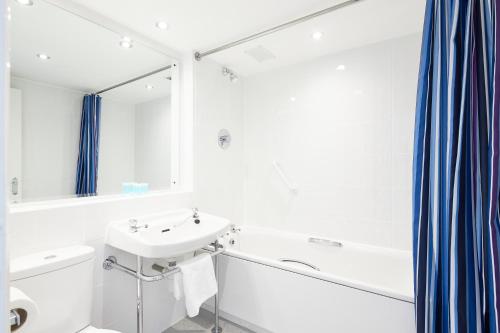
272,161,298,193
308,237,343,247
278,258,320,271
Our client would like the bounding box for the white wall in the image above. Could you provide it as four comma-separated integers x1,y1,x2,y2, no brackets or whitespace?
134,97,171,190
8,89,22,202
1,0,8,329
242,34,420,250
10,77,82,200
98,99,136,195
192,34,419,251
193,59,245,224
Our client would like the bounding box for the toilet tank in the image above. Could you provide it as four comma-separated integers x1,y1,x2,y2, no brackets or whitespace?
10,246,95,333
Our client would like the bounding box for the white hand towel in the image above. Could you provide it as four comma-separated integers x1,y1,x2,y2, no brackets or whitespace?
170,272,183,301
178,253,218,317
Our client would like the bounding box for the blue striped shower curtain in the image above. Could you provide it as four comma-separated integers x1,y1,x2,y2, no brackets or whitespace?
413,0,500,332
76,94,101,196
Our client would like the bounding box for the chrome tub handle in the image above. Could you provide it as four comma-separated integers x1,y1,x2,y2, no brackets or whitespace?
308,237,343,247
278,258,320,271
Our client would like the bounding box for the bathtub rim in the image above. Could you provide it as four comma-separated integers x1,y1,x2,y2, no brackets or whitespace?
222,233,415,304
223,250,414,303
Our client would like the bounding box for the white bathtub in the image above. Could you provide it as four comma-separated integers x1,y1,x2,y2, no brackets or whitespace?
210,226,415,333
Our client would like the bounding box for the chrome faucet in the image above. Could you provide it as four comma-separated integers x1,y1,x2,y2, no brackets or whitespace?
192,208,200,218
128,219,148,233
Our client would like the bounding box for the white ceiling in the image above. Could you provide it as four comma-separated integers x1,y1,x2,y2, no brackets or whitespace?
69,0,426,76
8,0,172,103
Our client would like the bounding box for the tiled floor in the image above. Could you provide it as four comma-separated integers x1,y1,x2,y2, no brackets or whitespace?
164,312,254,333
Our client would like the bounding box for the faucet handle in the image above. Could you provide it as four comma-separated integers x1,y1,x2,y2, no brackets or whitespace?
192,208,199,218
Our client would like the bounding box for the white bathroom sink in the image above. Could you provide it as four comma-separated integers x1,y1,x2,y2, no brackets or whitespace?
105,209,230,258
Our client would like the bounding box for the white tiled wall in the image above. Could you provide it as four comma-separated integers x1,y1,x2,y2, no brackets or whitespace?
242,33,420,250
192,34,420,251
193,60,245,224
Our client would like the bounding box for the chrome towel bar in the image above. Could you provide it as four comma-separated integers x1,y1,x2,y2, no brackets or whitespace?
102,244,225,282
308,237,343,247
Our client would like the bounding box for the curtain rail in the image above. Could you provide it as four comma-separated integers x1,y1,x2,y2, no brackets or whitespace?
194,0,362,61
94,64,173,95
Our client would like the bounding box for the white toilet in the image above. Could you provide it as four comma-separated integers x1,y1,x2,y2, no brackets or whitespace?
10,245,120,333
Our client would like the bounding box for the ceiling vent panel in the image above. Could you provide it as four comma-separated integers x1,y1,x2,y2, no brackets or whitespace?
244,45,276,63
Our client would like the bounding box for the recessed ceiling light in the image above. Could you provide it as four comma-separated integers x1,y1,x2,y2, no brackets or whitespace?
7,7,11,20
119,36,133,49
15,0,33,6
336,64,346,71
312,31,323,40
290,97,296,102
155,21,169,30
36,53,50,60
6,62,11,68
145,84,154,90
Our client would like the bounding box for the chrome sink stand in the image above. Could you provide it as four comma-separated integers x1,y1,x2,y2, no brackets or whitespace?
212,240,222,333
136,256,144,333
103,241,225,333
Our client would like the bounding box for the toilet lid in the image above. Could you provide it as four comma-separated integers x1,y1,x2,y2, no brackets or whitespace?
79,326,121,333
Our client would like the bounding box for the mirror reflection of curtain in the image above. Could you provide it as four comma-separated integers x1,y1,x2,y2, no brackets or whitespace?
76,94,101,196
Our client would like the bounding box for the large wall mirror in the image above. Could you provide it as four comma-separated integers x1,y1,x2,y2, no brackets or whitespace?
7,0,178,203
